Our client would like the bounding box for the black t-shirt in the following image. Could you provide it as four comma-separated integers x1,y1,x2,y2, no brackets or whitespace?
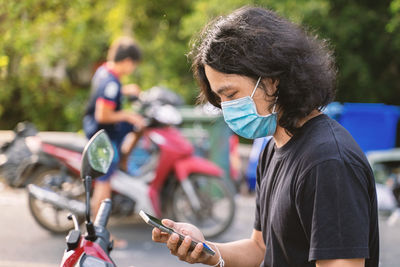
254,114,379,267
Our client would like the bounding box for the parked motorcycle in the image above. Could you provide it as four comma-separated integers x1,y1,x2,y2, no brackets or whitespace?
46,129,116,266
27,87,236,238
0,121,38,187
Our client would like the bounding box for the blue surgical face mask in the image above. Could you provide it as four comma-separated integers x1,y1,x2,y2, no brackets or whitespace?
221,77,278,139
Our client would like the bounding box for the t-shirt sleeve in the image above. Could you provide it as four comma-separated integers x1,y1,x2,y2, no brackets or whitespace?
97,81,120,108
295,159,372,261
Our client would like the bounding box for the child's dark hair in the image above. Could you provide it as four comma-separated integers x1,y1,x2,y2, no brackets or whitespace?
107,36,142,63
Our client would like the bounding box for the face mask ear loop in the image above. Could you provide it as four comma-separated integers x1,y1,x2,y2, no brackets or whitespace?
272,95,278,113
250,77,262,98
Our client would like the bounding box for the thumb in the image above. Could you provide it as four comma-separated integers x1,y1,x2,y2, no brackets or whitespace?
161,219,175,228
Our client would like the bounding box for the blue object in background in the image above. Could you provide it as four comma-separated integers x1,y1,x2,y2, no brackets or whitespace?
339,103,400,153
126,138,152,176
322,102,343,121
246,137,271,191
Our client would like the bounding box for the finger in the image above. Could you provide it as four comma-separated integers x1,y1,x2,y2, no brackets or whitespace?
152,228,170,243
166,233,180,254
152,227,161,241
189,243,204,261
135,124,143,131
133,84,141,91
176,236,192,261
162,219,175,228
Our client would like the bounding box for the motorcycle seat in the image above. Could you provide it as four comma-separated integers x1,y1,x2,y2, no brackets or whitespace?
42,141,86,153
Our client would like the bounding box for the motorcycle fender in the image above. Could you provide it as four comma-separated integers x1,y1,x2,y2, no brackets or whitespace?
173,156,224,182
61,238,113,267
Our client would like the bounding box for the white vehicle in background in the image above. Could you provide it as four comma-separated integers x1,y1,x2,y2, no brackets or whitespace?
367,149,400,225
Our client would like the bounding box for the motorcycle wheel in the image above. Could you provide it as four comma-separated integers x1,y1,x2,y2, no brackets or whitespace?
165,174,235,238
28,166,85,234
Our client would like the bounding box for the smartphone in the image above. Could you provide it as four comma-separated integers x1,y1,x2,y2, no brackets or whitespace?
139,210,215,256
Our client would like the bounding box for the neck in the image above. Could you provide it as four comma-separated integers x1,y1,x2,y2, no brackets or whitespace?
273,110,321,148
106,61,123,77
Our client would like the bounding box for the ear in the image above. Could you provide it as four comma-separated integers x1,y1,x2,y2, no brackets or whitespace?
262,78,279,96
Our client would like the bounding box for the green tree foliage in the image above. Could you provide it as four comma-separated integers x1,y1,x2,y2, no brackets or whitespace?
0,0,114,130
303,0,400,104
0,0,399,131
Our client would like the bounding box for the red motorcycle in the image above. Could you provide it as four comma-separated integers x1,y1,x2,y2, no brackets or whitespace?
56,130,115,266
27,87,235,238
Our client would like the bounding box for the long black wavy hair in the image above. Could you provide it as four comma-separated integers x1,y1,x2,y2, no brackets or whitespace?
189,6,337,135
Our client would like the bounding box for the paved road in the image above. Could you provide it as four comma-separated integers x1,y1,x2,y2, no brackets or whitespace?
1,183,400,267
0,183,255,267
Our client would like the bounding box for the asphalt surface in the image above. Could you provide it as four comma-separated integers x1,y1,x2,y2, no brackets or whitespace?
0,183,255,267
1,183,400,267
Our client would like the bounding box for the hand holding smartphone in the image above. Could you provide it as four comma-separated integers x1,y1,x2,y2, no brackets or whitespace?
139,210,215,256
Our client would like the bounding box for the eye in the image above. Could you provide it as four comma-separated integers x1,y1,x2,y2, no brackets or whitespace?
226,92,237,99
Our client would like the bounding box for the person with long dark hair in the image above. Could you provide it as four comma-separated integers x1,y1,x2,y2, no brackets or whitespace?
151,6,379,267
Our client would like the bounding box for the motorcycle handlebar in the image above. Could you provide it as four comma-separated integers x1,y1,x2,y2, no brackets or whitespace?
94,199,112,228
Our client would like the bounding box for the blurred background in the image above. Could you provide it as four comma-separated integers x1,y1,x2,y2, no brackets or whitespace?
1,0,400,131
1,0,400,266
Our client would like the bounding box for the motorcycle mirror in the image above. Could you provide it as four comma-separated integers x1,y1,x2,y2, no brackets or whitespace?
80,130,114,180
